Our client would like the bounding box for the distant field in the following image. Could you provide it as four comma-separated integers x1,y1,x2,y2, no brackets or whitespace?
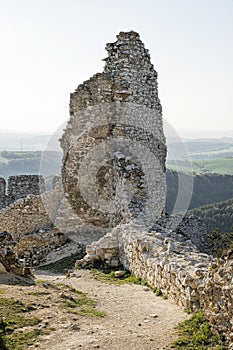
167,157,233,175
191,145,233,155
194,158,233,175
166,160,199,173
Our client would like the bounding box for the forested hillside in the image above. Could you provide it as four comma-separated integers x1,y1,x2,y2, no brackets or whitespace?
166,170,233,212
188,198,233,234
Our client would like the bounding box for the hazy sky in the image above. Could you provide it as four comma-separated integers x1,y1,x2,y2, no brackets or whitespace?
0,0,232,134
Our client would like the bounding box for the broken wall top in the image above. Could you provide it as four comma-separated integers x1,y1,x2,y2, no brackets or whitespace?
70,31,162,113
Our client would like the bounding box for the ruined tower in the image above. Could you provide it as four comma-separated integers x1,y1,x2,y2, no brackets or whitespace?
60,31,166,236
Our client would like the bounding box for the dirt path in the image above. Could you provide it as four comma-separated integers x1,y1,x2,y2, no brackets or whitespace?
33,269,189,350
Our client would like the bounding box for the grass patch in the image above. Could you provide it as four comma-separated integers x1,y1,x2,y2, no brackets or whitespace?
25,291,50,296
2,328,50,350
154,288,162,296
36,279,105,318
0,297,44,350
171,312,226,349
195,158,233,175
91,269,148,286
91,269,164,297
59,286,105,317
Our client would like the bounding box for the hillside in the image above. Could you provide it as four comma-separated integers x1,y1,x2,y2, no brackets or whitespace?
188,198,233,233
166,170,233,213
167,158,233,175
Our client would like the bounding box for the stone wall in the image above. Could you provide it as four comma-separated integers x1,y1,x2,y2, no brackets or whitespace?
79,224,233,345
0,177,6,209
60,31,167,236
0,175,45,210
0,178,65,241
0,195,52,241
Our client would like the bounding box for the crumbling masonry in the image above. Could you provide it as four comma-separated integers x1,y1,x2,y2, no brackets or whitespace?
60,31,167,231
0,175,44,209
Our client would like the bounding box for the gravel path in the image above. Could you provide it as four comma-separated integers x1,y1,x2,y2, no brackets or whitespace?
34,269,189,350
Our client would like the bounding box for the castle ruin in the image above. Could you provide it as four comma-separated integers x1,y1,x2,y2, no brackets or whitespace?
61,31,167,230
0,31,233,345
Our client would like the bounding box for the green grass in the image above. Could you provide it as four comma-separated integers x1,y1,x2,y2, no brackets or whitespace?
171,312,226,349
0,280,105,349
36,279,105,318
91,269,149,286
91,269,163,296
62,296,105,317
166,160,198,174
58,284,105,317
195,158,233,175
25,291,50,296
167,158,233,175
2,328,50,350
190,145,233,156
0,297,44,350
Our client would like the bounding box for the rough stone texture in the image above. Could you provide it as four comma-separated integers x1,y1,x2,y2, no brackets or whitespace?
60,31,167,236
156,213,209,253
176,216,209,253
0,228,79,274
0,175,45,209
78,224,233,344
0,231,31,275
0,262,6,274
201,251,233,342
7,175,45,203
0,177,6,209
14,229,72,267
0,195,52,241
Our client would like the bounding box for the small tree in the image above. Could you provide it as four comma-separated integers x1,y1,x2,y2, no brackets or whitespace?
207,228,233,258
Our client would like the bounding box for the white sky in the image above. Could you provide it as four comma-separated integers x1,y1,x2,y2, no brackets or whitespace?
0,0,232,134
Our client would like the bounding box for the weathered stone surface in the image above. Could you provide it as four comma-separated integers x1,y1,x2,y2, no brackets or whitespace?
0,231,31,275
114,270,126,278
0,175,45,209
0,262,6,274
60,31,167,236
155,213,210,253
0,177,6,209
0,195,52,240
